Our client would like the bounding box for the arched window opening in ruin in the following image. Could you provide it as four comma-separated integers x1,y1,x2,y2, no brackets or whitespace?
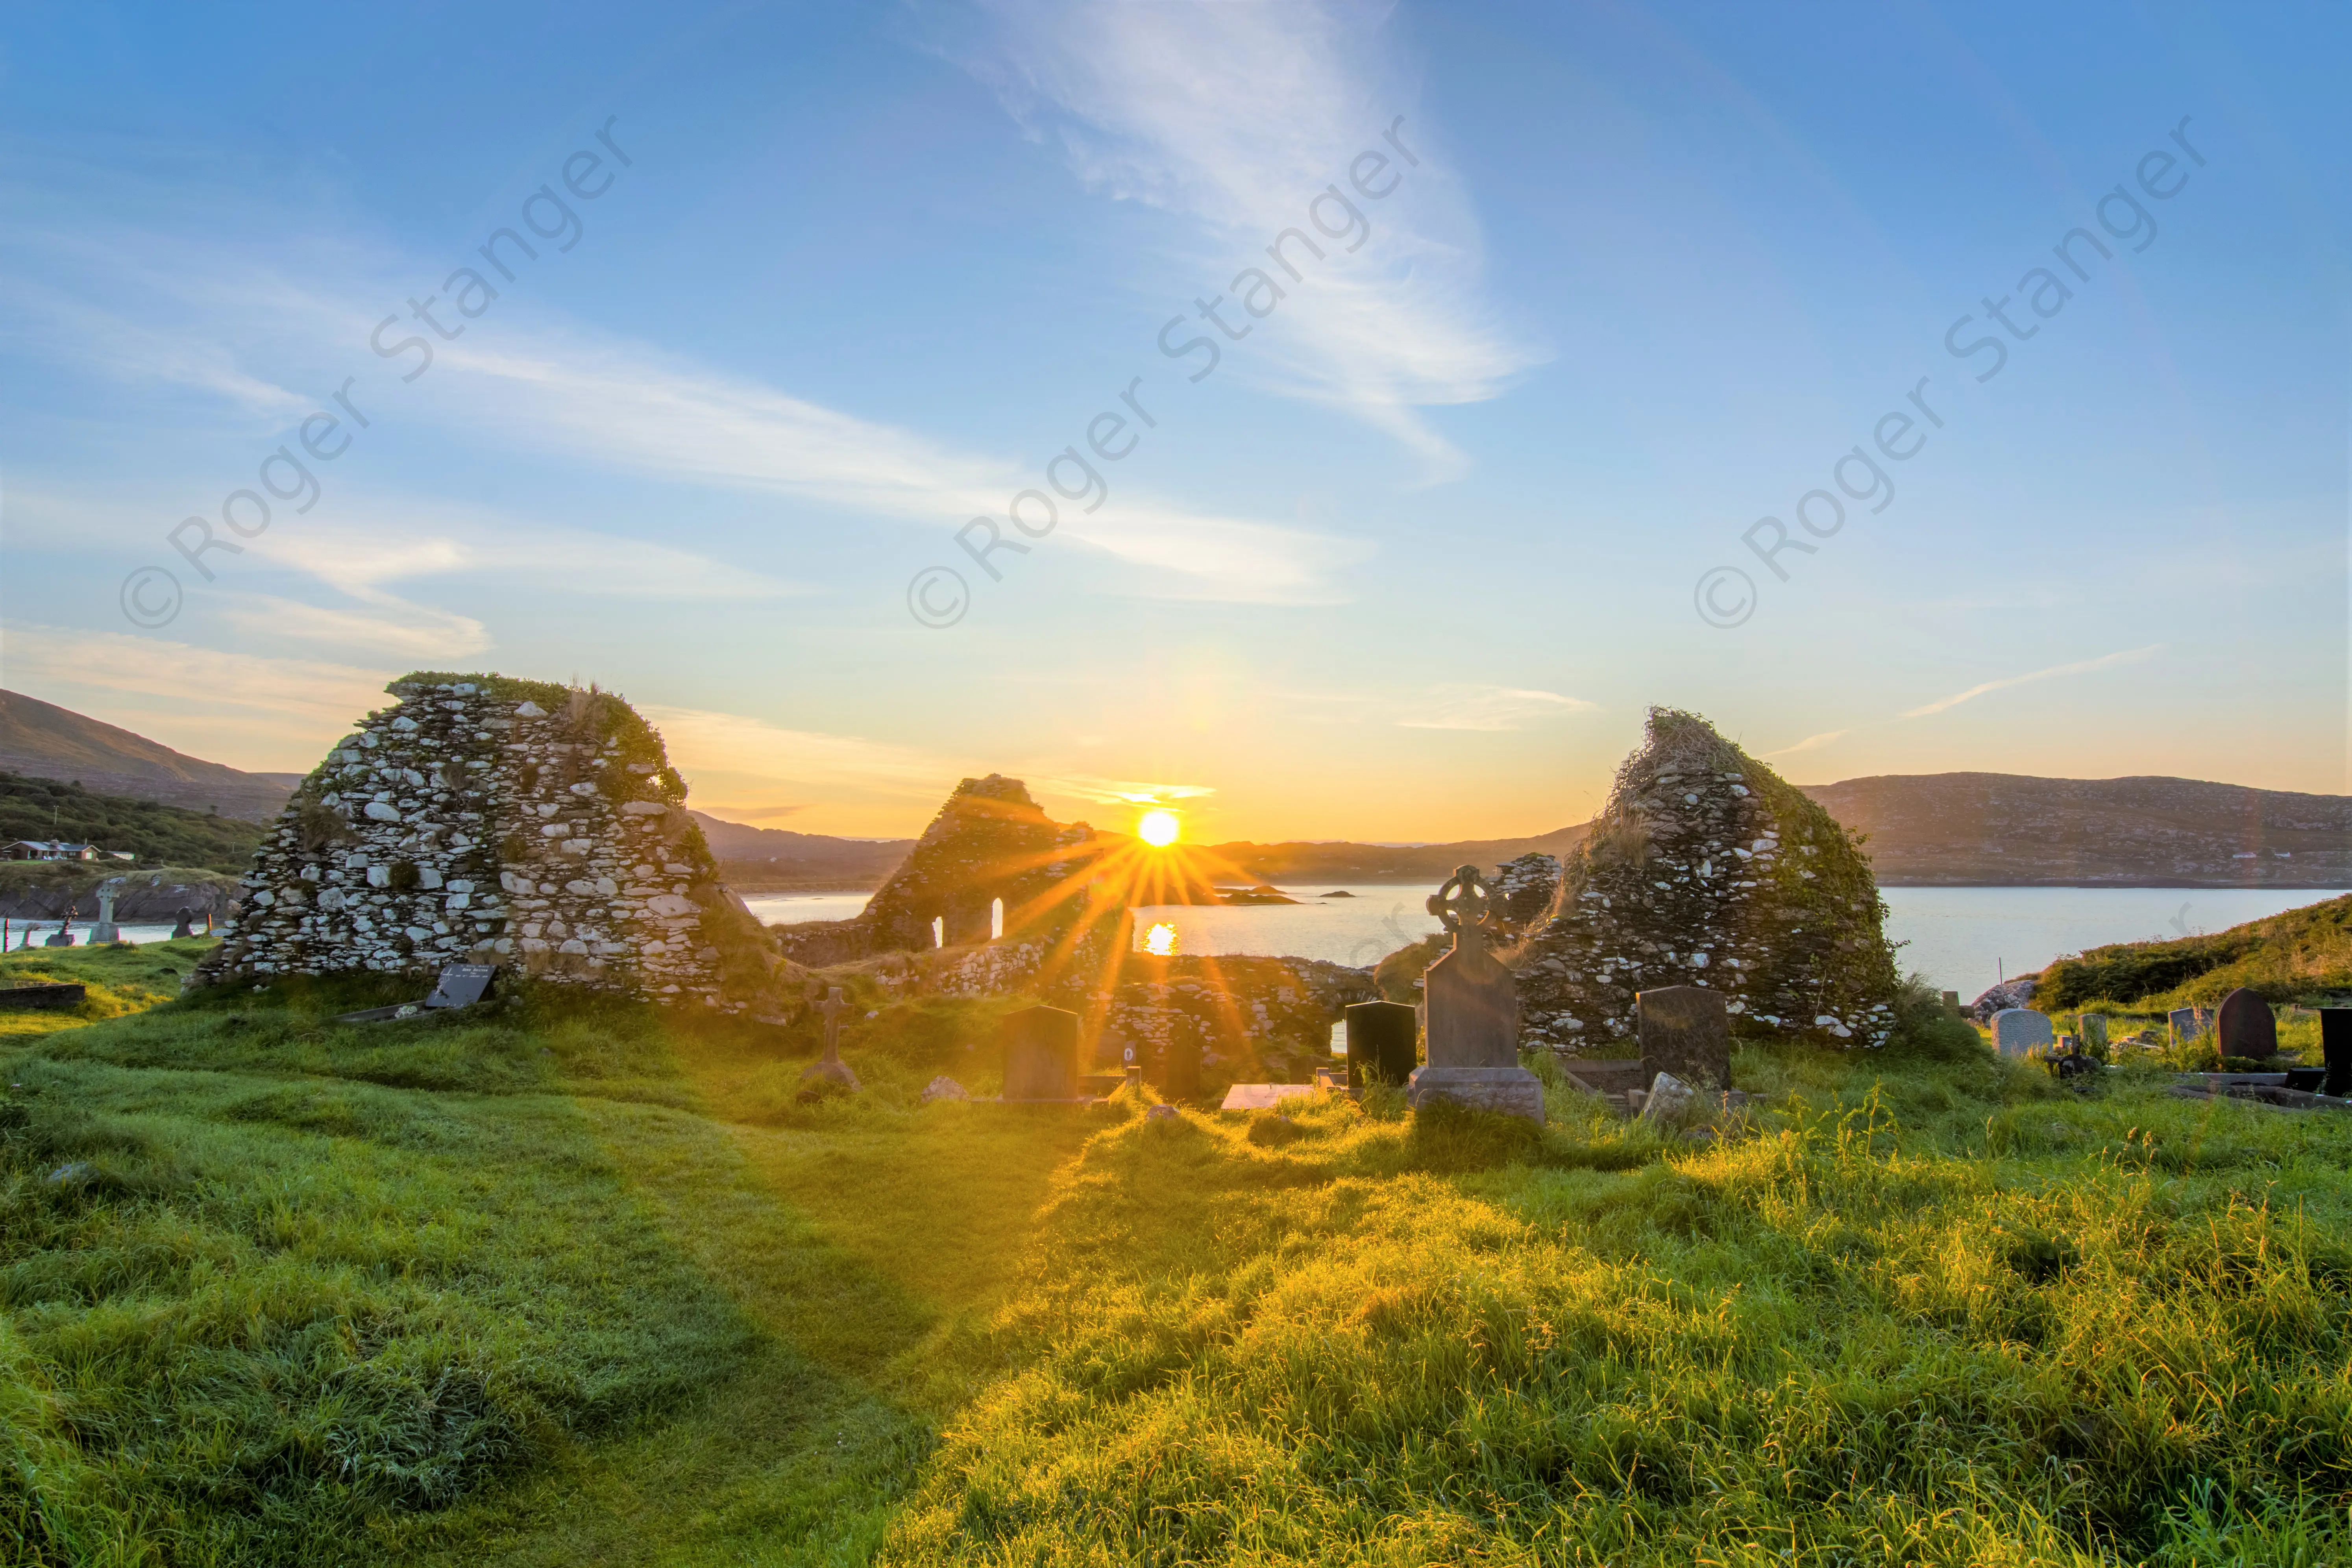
991,897,1004,940
931,915,944,949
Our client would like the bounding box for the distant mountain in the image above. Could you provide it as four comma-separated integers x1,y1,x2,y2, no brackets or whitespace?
1192,825,1590,886
1797,773,2352,888
691,810,915,890
0,690,304,823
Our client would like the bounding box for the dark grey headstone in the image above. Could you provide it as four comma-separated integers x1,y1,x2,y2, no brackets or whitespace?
1422,942,1518,1069
171,908,196,939
2320,1009,2352,1097
425,963,498,1010
2215,988,2277,1060
1001,1004,1080,1100
1638,985,1730,1091
1345,1000,1419,1089
1159,1032,1202,1102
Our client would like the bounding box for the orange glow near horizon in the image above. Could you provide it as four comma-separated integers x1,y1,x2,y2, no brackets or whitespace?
1137,808,1181,847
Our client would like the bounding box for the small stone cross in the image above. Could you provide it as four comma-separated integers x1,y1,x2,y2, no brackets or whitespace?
817,987,849,1065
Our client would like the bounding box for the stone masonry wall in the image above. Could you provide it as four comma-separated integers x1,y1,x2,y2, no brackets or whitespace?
1509,708,1900,1052
194,673,789,1011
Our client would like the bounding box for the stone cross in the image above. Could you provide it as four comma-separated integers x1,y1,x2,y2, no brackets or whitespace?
1405,864,1544,1122
818,987,849,1067
91,882,122,945
799,986,862,1093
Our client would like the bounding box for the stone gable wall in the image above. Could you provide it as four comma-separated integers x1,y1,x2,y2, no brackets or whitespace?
194,674,788,1011
773,773,1102,964
1510,708,1900,1050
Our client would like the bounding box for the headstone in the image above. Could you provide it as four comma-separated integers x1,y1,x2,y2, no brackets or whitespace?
423,963,497,1010
1941,990,1963,1019
1344,1000,1418,1089
920,1075,968,1104
1405,865,1545,1122
2074,1013,2109,1056
1637,986,1730,1092
2214,988,2278,1060
2320,1010,2352,1098
1159,1032,1202,1102
90,882,122,945
801,986,862,1092
42,916,74,948
1000,1004,1080,1101
1639,1072,1696,1124
171,907,196,939
2169,1007,2214,1047
1989,1008,2055,1058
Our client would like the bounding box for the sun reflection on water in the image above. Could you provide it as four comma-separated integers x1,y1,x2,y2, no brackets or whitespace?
1141,921,1179,956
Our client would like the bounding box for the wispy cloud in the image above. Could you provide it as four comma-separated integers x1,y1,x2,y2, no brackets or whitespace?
218,593,492,660
1761,728,1853,758
641,705,963,806
1899,645,2163,719
941,0,1539,477
429,335,1368,603
1030,774,1216,807
0,621,391,769
1,161,1368,608
1399,685,1594,732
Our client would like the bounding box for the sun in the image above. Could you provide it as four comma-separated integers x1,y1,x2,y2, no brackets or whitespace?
1137,808,1181,847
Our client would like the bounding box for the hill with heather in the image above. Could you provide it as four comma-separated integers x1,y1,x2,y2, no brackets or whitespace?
0,690,303,822
1799,772,2352,887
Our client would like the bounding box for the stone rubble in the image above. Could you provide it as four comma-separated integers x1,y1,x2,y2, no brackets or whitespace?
192,674,790,1011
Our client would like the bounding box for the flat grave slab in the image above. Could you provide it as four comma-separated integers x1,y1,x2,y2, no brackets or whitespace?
1220,1083,1318,1111
0,983,86,1011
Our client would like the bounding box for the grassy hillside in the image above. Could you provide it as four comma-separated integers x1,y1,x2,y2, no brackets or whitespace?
0,771,266,871
0,691,300,823
2,946,2348,1564
2035,891,2352,1012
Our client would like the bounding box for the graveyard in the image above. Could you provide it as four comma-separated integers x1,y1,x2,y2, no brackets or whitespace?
14,804,2352,1561
5,685,2352,1562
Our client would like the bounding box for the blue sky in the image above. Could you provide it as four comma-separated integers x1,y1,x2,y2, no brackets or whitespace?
1,0,2343,840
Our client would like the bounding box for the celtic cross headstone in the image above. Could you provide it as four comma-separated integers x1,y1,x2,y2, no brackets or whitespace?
1404,864,1544,1122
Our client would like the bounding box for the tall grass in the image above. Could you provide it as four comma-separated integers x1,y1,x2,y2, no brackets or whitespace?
3,941,2349,1564
882,1059,2352,1565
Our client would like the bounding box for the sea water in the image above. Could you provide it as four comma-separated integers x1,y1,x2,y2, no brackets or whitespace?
753,884,2350,998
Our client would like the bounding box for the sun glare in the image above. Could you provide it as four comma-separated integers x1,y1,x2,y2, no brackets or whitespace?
1137,808,1181,847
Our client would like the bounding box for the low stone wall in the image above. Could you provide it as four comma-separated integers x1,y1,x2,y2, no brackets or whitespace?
0,866,239,922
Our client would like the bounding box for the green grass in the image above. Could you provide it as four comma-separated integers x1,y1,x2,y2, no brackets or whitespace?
0,773,266,872
2035,893,2352,1011
2,945,2348,1564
